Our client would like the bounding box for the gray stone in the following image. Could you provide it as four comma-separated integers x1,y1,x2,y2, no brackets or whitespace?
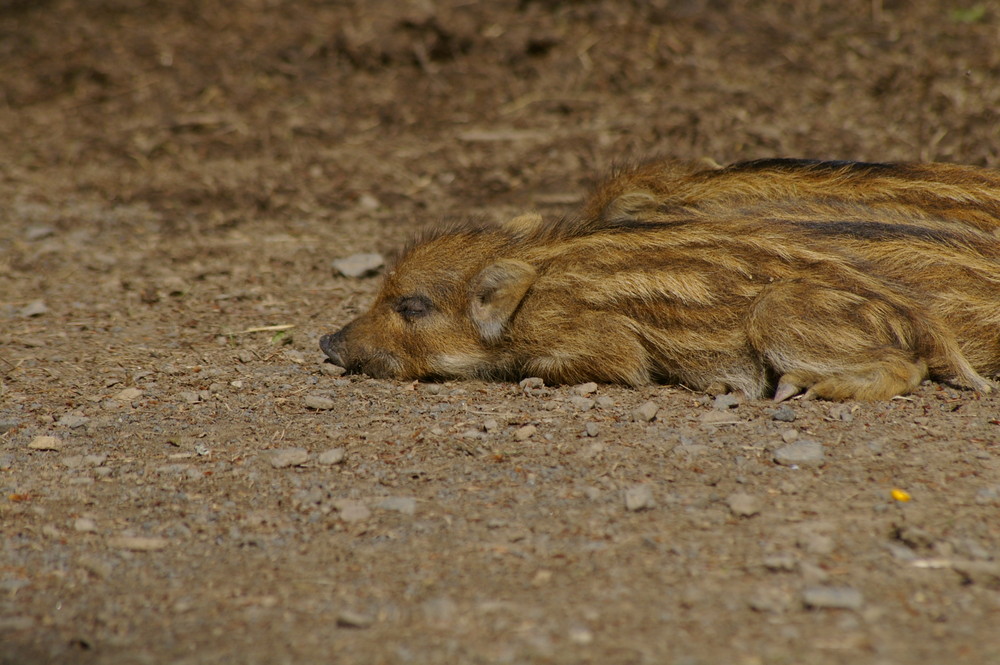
266,448,310,468
569,396,595,411
519,377,544,392
61,455,85,469
798,532,835,555
632,401,659,422
317,448,346,465
771,406,796,422
74,518,98,532
700,410,742,425
376,497,417,515
773,440,825,467
573,382,598,397
334,500,371,523
108,536,170,551
624,484,655,511
331,252,384,278
763,554,798,572
25,224,55,241
57,414,89,429
28,436,62,451
712,393,740,410
19,300,48,317
514,424,536,441
114,387,143,402
584,422,600,438
304,395,335,410
727,492,762,517
802,586,863,610
336,609,374,628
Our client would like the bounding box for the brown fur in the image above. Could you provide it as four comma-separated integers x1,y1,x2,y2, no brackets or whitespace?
320,159,1000,401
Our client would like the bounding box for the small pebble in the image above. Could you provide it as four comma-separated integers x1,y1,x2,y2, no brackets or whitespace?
61,455,85,468
482,418,499,433
700,410,741,425
57,414,89,429
304,395,335,410
828,405,855,423
519,377,544,393
74,518,98,532
331,252,384,278
798,532,836,555
421,383,442,395
727,492,761,517
763,554,798,572
801,585,863,610
317,448,346,465
376,497,417,515
584,422,600,438
108,536,170,551
771,406,796,422
334,500,371,523
624,484,655,511
773,440,825,467
595,396,616,409
780,429,799,444
28,436,62,451
712,394,739,410
266,448,310,468
569,396,595,411
77,555,112,578
83,454,108,466
357,193,381,210
632,401,659,422
514,424,536,441
568,625,594,645
748,588,793,613
573,382,598,397
25,224,55,241
336,609,374,628
320,364,346,377
19,300,48,318
114,387,143,402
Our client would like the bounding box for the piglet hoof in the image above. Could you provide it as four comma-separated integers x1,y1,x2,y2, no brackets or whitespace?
773,378,803,403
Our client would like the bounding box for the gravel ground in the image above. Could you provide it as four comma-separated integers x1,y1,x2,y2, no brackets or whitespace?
1,1,999,663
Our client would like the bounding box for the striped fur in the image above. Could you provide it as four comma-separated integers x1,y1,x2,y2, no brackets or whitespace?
320,159,1000,400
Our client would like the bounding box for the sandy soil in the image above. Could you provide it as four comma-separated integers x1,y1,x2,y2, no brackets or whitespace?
1,1,999,663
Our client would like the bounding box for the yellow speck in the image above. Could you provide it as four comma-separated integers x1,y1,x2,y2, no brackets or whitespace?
891,488,912,502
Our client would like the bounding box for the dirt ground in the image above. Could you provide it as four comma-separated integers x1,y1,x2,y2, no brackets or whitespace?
2,1,999,663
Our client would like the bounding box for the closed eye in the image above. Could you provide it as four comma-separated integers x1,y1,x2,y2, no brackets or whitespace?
395,295,433,321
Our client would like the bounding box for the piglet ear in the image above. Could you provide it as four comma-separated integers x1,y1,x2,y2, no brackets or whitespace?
469,259,537,343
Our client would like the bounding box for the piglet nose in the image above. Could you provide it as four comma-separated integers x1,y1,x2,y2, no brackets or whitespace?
319,331,346,367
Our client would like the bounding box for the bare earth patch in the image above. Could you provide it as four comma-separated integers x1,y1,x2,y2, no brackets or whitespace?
1,1,998,663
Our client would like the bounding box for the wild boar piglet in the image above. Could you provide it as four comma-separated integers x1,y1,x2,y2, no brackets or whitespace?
320,158,1000,401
